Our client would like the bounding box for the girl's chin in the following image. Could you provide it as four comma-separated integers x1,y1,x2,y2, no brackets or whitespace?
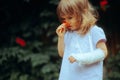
67,29,76,32
70,28,78,31
67,27,79,31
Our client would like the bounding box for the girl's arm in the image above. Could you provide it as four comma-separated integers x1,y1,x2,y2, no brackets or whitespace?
56,24,66,57
69,40,108,65
57,37,65,57
96,40,108,57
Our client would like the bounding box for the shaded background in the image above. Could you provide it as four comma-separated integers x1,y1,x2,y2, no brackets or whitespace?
0,0,120,80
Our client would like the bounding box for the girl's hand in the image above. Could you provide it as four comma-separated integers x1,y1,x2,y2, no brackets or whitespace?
56,24,66,37
68,56,76,63
56,21,70,37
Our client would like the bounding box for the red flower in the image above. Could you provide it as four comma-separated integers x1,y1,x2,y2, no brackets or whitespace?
16,37,26,47
63,21,70,28
100,0,108,11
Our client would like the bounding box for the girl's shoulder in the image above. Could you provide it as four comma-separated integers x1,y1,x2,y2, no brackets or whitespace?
90,25,103,32
90,25,106,45
90,25,105,35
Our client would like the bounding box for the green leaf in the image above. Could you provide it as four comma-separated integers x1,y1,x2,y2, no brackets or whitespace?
19,74,28,80
24,54,50,67
10,72,20,80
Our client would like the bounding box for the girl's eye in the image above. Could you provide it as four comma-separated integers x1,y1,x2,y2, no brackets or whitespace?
68,17,72,19
61,18,65,21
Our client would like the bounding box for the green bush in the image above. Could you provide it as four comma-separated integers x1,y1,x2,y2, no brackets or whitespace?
105,52,120,80
0,0,61,80
0,45,61,80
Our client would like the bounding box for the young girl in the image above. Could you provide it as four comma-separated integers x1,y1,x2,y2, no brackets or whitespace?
56,0,108,80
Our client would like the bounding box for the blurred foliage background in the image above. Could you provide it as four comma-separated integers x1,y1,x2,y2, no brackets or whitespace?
0,0,120,80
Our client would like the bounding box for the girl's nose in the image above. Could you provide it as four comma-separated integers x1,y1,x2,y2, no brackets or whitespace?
63,21,70,28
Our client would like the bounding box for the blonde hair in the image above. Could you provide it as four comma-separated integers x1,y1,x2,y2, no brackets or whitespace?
57,0,98,35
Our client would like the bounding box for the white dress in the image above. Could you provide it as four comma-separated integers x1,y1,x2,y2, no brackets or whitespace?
58,25,106,80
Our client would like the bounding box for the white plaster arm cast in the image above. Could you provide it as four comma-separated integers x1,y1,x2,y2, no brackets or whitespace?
71,48,105,66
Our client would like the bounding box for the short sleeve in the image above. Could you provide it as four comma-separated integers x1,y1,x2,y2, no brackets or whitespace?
90,25,107,46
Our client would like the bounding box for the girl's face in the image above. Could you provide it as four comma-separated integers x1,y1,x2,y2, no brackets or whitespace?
61,15,81,32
